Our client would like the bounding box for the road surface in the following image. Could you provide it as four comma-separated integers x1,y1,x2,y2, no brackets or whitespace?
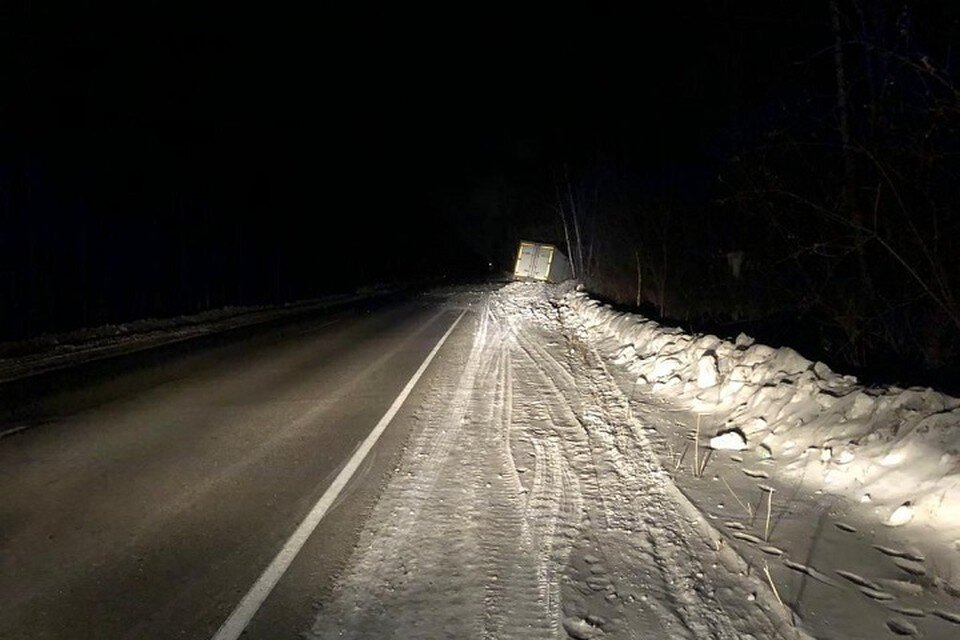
0,293,469,640
3,284,837,640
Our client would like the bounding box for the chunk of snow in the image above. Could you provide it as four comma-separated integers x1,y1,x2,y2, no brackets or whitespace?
740,344,776,366
651,357,683,380
744,417,768,433
813,361,833,379
836,450,855,465
612,345,637,364
561,616,603,639
886,503,914,527
729,365,752,382
709,430,747,451
881,451,906,467
696,353,719,388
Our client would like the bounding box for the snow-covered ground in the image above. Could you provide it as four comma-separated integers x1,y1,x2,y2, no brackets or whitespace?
8,281,958,637
564,286,960,638
311,283,798,639
311,282,960,639
0,288,390,384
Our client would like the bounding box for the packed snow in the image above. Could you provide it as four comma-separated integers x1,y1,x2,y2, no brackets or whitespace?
563,285,960,638
312,281,960,639
566,288,960,539
311,283,805,639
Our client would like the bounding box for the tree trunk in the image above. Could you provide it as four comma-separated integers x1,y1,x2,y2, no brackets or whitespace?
635,248,642,308
831,0,876,311
556,184,577,279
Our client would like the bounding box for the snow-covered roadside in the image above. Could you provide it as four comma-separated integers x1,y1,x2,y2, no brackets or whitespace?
310,282,807,640
0,288,393,384
562,288,960,638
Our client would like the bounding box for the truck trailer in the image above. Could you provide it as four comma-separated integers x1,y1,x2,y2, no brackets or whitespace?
512,241,573,283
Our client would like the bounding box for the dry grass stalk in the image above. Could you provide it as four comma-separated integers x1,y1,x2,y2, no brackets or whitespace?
764,489,775,542
698,449,711,477
675,441,689,471
694,414,701,478
720,476,753,517
763,561,785,607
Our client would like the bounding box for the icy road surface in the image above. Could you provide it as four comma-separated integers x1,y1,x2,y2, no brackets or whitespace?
311,284,802,640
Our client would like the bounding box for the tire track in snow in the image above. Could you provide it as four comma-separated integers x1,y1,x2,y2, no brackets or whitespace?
310,285,806,640
507,334,590,606
490,324,582,639
509,311,702,636
310,305,493,639
479,338,551,640
310,297,580,640
499,287,802,639
557,300,804,639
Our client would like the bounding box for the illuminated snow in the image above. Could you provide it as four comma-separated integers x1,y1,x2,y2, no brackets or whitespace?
709,430,747,451
886,504,914,527
9,281,960,638
304,282,960,639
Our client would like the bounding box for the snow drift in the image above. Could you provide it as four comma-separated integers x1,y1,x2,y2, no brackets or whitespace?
562,290,960,535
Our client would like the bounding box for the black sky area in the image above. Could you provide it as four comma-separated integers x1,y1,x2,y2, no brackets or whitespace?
2,2,832,336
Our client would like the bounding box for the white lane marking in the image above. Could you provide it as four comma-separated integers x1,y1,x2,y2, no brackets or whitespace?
211,308,468,640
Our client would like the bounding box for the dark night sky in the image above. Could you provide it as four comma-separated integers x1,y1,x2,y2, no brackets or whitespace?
1,2,835,333
4,4,824,198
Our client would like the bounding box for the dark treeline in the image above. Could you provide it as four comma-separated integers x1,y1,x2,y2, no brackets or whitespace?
462,1,960,388
0,160,341,340
5,0,959,391
0,3,488,343
0,146,469,341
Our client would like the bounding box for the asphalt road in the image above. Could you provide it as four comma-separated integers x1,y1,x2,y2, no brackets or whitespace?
0,294,470,639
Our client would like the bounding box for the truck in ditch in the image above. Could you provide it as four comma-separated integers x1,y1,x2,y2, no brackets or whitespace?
512,241,573,283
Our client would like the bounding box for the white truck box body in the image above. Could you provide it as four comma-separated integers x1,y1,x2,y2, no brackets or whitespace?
512,241,573,283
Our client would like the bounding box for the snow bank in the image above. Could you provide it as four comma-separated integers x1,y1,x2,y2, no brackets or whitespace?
0,289,388,383
562,290,960,533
